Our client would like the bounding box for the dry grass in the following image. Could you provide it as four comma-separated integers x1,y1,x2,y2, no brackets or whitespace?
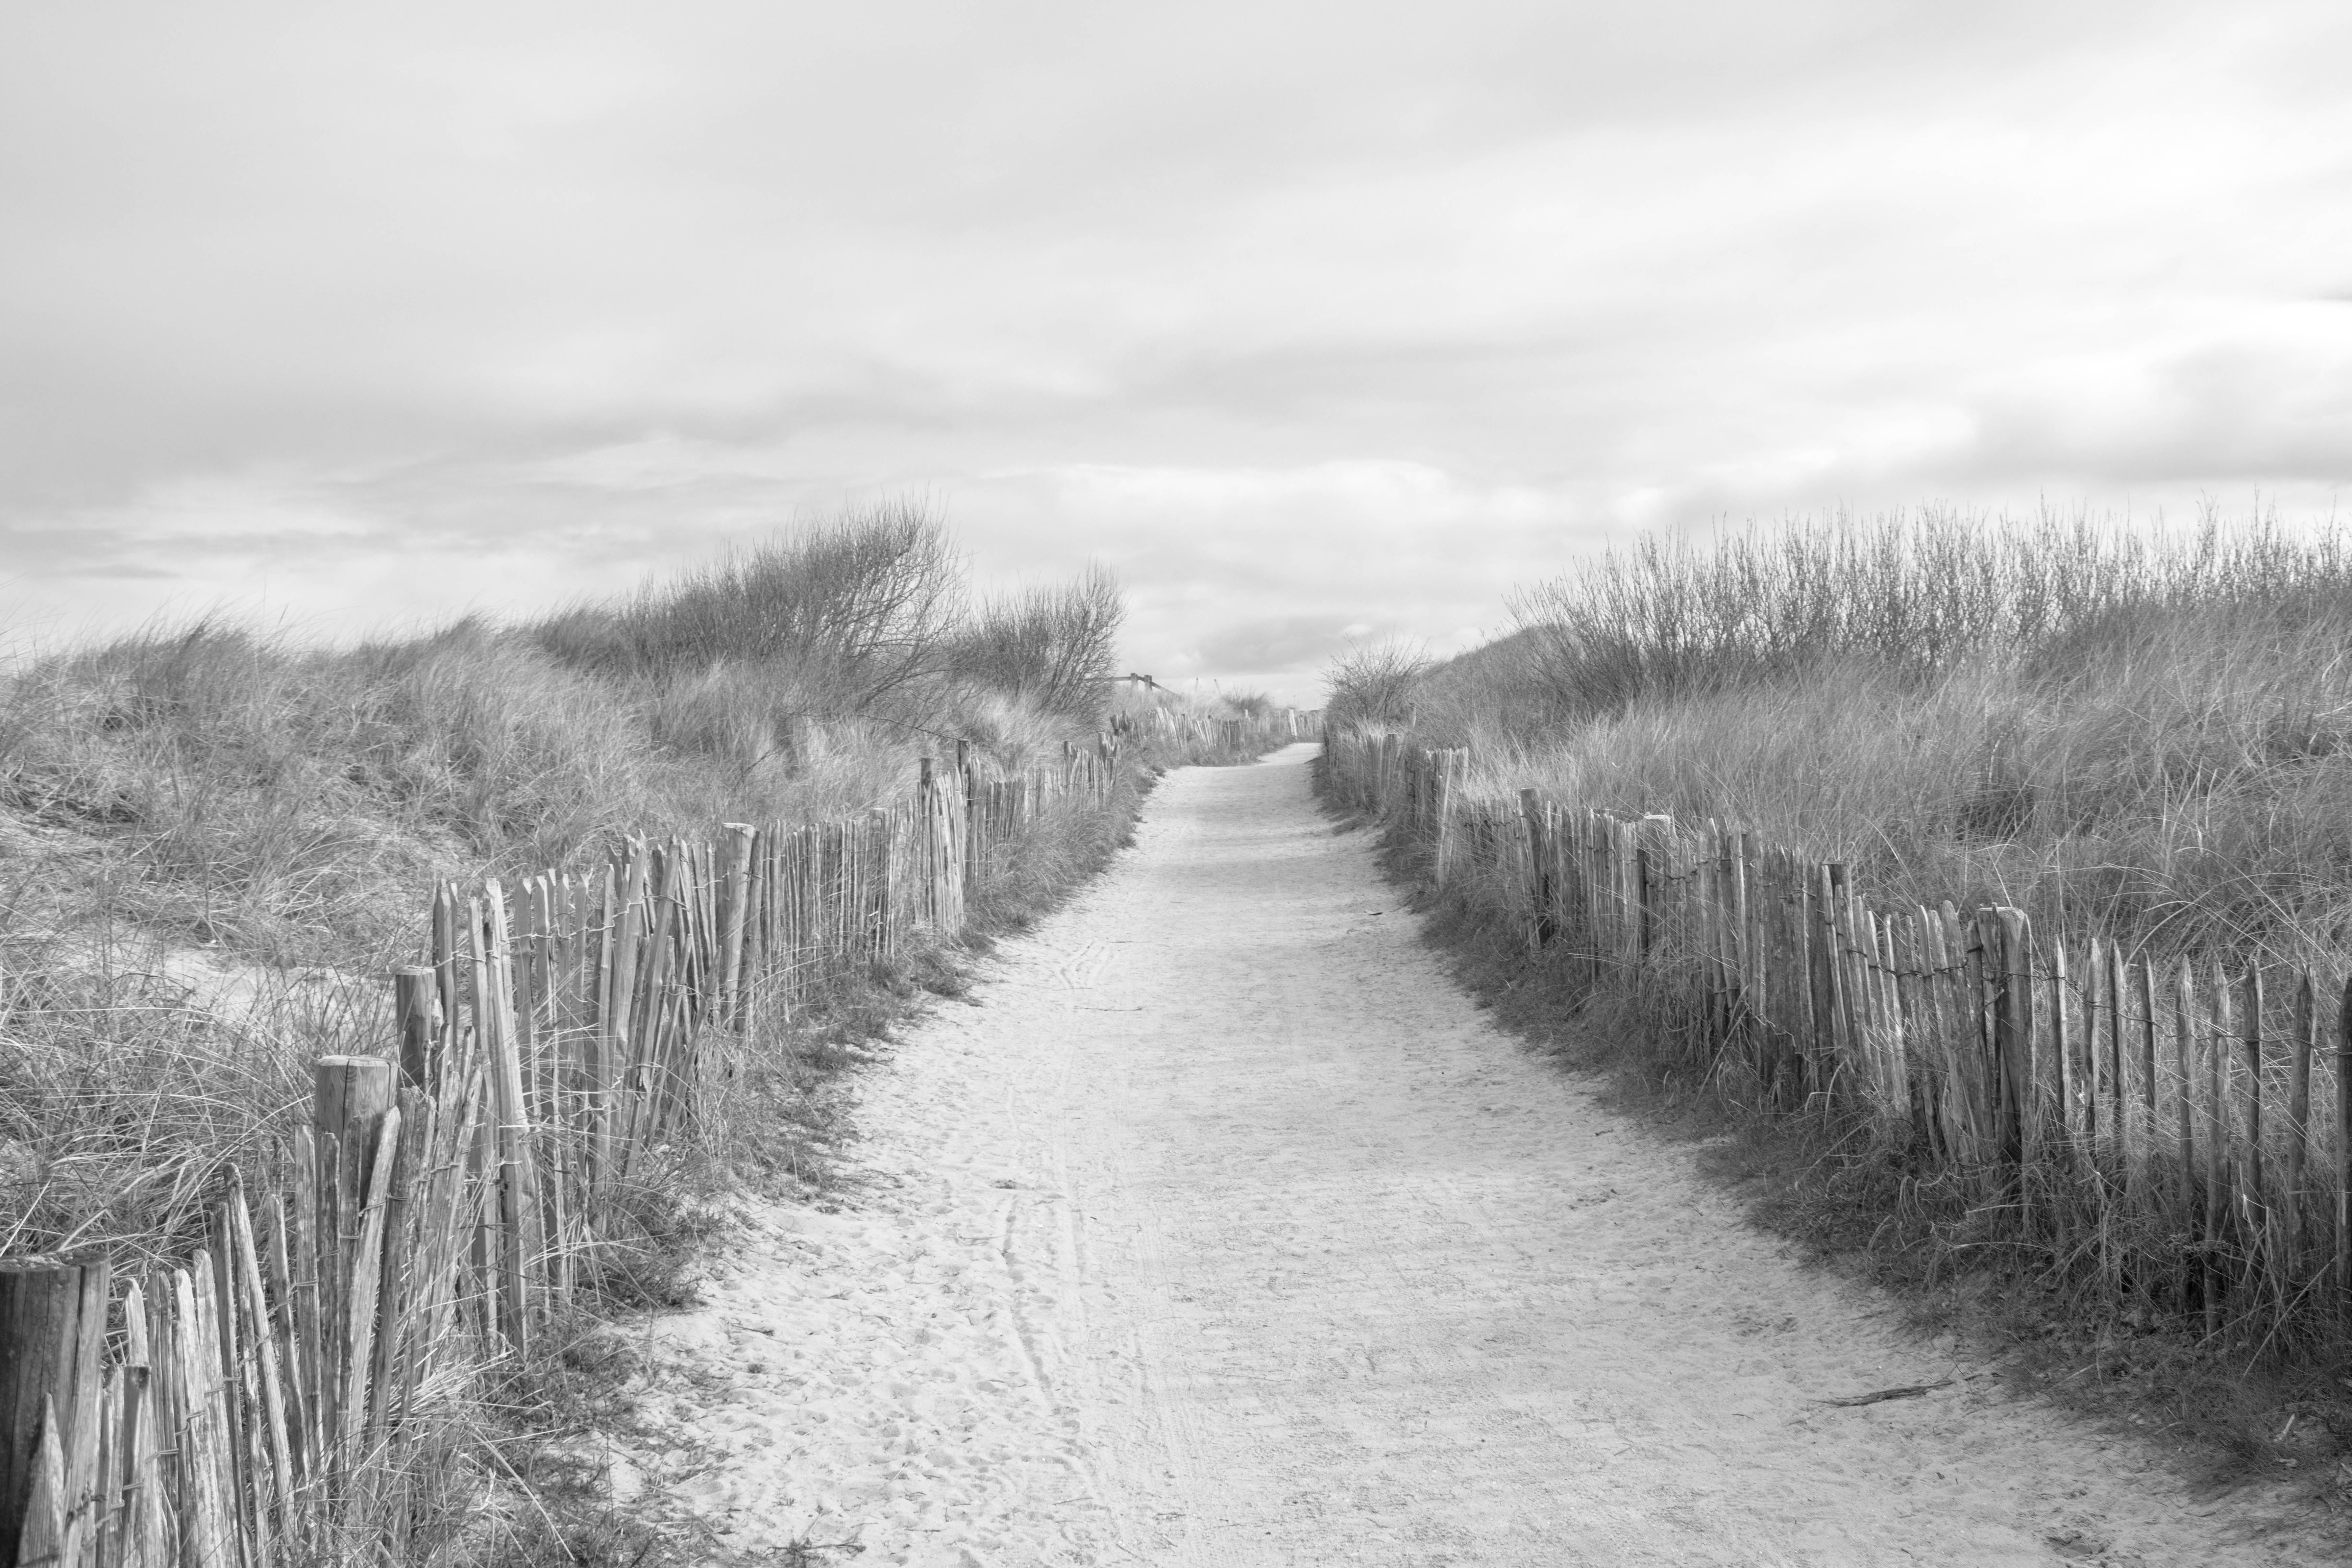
0,512,1139,1270
968,767,1149,935
1394,508,2352,976
1386,810,2352,1505
1115,685,1317,768
1327,508,2352,1500
0,510,1148,1562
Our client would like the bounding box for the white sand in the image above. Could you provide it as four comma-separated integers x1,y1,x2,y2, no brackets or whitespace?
612,745,2335,1566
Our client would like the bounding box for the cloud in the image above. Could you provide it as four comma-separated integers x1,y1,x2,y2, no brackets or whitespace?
1953,320,2352,488
1190,616,1369,675
3,1,2349,696
952,461,1591,695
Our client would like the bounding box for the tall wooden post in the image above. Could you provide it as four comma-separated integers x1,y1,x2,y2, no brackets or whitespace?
2287,973,2315,1268
313,1055,396,1468
431,883,463,1071
393,966,437,1091
2106,938,2129,1168
2052,940,2077,1155
1430,752,1455,885
2173,960,2197,1224
956,739,978,895
2135,958,2159,1185
918,757,938,929
2336,974,2352,1297
1714,829,1741,1050
1805,867,1836,1096
1988,908,2031,1173
0,1253,111,1565
1824,864,1859,1098
1633,828,1655,960
2206,966,2233,1330
718,822,757,1026
2241,967,2267,1257
1519,789,1553,950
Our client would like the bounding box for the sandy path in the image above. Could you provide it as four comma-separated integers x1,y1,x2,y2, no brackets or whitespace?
616,745,2332,1566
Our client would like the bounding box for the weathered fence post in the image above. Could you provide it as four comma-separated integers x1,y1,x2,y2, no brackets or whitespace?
918,756,938,929
1823,864,1859,1101
1634,826,1656,960
2172,958,2197,1228
2287,973,2315,1276
956,738,978,895
2338,975,2352,1299
1519,788,1552,950
2106,939,2129,1172
1989,908,2032,1175
2205,966,2233,1331
718,822,757,1026
1803,868,1832,1099
313,1055,397,1472
393,966,437,1090
0,1254,110,1567
2053,939,2078,1156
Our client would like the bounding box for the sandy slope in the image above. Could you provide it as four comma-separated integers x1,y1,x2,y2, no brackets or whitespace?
612,745,2336,1566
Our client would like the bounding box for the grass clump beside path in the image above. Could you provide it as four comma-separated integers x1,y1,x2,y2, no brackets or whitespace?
1322,507,2352,1506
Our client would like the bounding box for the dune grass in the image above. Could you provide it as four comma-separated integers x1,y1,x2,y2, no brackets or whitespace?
1115,683,1320,768
0,509,1278,1275
0,508,1206,1564
1400,509,2352,977
1327,508,2352,1491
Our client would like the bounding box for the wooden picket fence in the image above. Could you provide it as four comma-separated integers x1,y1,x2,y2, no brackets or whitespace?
1329,729,2352,1337
1126,706,1323,752
0,740,1122,1568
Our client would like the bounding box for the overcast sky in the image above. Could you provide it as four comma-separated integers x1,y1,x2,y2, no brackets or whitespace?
4,2,2348,701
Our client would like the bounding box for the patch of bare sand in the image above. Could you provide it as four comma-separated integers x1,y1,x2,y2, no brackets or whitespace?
615,745,2336,1566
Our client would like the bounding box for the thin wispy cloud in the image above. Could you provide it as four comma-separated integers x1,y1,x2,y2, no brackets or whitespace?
4,1,2345,693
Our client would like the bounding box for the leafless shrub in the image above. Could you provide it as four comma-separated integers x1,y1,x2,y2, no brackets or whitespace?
1322,642,1427,731
532,501,964,713
1505,506,2352,722
954,564,1125,724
